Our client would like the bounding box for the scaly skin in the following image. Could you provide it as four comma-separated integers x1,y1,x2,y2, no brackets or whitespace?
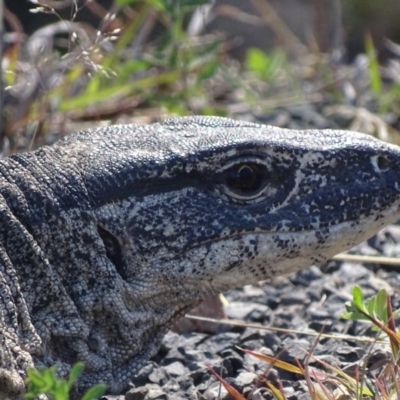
0,116,400,397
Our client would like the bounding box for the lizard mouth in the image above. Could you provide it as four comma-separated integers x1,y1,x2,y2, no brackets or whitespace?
94,192,400,284
188,202,400,261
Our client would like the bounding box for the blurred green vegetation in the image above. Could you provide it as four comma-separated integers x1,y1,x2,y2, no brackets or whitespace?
25,362,105,400
3,0,400,149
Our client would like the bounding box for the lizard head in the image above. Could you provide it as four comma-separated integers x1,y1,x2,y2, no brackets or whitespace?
52,116,400,393
74,117,400,299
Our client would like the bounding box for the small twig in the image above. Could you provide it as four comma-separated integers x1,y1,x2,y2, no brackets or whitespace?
333,253,400,267
184,315,387,344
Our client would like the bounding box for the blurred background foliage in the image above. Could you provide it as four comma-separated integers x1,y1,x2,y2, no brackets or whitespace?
2,0,400,153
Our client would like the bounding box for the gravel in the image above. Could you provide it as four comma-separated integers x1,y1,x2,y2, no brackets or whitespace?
103,222,400,399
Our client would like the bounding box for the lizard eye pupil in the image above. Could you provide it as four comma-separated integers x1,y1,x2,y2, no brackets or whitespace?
226,163,264,193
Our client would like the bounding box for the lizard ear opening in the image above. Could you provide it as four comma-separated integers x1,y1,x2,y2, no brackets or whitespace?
97,226,128,280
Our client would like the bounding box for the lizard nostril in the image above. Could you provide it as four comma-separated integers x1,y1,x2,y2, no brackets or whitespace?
376,155,392,171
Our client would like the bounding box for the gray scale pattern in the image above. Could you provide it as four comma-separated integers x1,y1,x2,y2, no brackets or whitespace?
0,116,400,398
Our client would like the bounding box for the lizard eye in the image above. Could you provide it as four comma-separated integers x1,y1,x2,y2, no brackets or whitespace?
224,162,270,199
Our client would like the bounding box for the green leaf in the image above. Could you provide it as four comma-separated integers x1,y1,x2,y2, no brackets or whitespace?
245,48,269,75
198,60,218,81
68,362,84,386
115,0,166,7
245,48,286,82
114,0,137,4
146,0,167,11
376,289,388,318
53,381,70,400
365,33,382,96
182,0,210,6
352,285,364,309
26,369,45,387
81,384,107,400
366,294,376,318
342,286,376,322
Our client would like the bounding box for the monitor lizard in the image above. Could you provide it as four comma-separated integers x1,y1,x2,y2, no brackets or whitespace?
1,116,400,398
